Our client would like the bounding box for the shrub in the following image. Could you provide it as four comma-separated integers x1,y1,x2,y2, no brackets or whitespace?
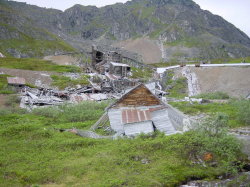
174,113,242,174
51,75,90,90
32,101,109,123
5,95,20,107
234,99,250,125
194,92,230,100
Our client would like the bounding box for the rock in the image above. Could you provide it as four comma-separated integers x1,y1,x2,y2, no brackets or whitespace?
141,159,150,164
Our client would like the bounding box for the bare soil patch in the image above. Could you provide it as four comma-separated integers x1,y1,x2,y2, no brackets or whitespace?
44,55,79,66
114,38,162,64
0,68,58,88
191,67,250,97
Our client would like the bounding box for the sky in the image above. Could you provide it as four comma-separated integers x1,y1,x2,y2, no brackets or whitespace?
11,0,250,37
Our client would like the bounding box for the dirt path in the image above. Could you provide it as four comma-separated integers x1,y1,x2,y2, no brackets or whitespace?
0,68,58,88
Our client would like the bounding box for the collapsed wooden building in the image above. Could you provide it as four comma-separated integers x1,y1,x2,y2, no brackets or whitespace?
107,84,177,136
7,77,26,91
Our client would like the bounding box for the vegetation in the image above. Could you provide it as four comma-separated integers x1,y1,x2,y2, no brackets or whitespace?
0,58,80,73
210,56,250,64
169,99,250,128
0,103,246,186
167,77,188,98
163,71,188,98
51,75,90,90
130,67,153,82
0,20,77,58
193,92,230,100
0,74,15,94
234,99,250,125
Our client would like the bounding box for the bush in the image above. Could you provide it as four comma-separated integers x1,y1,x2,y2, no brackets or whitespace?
5,95,20,107
194,92,230,100
32,101,109,123
234,99,250,125
51,75,90,90
174,113,243,174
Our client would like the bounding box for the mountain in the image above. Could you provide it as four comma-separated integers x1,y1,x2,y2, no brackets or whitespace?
1,0,250,62
0,0,77,58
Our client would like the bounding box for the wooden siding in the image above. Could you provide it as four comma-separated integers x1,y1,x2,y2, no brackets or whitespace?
113,84,161,108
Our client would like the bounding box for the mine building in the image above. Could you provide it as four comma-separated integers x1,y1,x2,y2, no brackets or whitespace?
107,84,177,136
7,77,26,91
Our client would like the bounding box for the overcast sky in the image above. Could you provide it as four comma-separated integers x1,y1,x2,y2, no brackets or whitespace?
11,0,250,37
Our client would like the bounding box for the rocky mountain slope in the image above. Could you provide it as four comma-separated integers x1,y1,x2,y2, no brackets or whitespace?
1,0,250,62
0,0,77,57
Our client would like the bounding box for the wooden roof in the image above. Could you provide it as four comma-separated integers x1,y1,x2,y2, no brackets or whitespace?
108,84,165,109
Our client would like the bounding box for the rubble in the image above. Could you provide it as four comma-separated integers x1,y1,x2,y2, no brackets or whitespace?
16,46,167,110
0,52,5,58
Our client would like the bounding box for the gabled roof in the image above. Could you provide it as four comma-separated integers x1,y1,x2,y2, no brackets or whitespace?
107,83,166,109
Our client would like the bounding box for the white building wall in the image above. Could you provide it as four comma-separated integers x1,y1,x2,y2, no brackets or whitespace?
108,109,124,134
151,109,176,135
124,121,154,136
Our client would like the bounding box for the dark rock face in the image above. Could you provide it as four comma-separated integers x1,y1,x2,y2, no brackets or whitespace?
1,0,250,60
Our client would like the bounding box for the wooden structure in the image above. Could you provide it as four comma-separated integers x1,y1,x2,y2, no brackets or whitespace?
91,45,150,69
109,62,131,77
107,84,177,136
7,77,26,91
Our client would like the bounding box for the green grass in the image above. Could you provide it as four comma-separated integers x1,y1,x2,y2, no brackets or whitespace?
193,92,230,100
0,22,77,58
130,67,153,82
169,100,249,128
167,78,188,99
210,56,250,64
0,102,245,186
0,58,80,73
0,74,15,94
51,75,90,90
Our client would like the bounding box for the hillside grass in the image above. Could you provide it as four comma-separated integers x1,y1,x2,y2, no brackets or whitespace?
0,58,80,73
167,77,188,98
0,74,15,94
0,22,77,58
151,57,250,67
51,75,90,90
210,56,250,64
193,92,230,100
0,102,245,186
169,99,250,128
130,67,153,82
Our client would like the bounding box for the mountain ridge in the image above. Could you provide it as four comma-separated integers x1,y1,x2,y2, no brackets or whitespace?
0,0,250,62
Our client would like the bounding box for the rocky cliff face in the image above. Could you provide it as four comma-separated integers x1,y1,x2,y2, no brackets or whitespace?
1,0,250,61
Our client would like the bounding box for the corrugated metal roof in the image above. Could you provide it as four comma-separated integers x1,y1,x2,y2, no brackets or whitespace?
122,109,151,124
7,77,26,85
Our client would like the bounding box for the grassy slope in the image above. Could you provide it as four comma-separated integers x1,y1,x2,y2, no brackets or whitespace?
0,4,77,57
51,75,90,90
152,56,250,67
0,74,15,94
169,100,249,128
0,102,245,187
0,58,80,73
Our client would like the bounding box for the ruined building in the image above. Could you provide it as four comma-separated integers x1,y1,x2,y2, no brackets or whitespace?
107,84,177,136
